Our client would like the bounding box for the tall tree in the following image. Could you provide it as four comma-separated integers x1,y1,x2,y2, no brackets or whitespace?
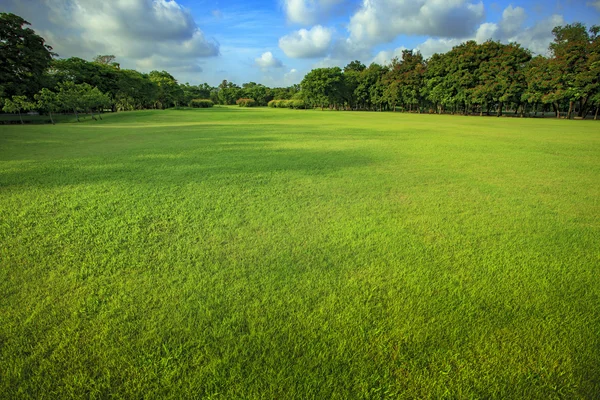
550,24,591,118
0,13,56,98
301,67,345,110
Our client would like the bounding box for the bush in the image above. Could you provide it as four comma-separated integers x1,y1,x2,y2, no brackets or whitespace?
189,99,214,108
290,100,305,109
236,98,256,107
268,99,298,108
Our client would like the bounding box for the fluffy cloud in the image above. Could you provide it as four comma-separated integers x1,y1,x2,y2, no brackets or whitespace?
499,5,526,37
472,6,563,55
507,14,565,55
255,52,284,69
282,0,346,25
7,0,218,71
371,46,408,65
284,68,302,84
348,0,485,46
587,1,600,11
279,25,334,58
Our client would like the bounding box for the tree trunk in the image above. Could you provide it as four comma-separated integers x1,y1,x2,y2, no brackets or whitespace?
497,102,503,117
18,110,23,124
49,111,55,125
73,108,79,122
595,106,599,120
567,101,573,119
554,103,560,118
89,108,97,121
578,98,588,118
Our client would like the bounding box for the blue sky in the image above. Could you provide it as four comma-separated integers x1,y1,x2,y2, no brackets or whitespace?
2,0,599,86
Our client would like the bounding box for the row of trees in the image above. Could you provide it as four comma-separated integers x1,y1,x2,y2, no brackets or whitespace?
0,13,301,122
1,12,598,121
299,24,600,119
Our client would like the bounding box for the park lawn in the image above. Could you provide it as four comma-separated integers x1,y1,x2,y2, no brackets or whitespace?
1,107,599,399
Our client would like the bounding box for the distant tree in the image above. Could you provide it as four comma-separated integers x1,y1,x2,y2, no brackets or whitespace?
2,95,35,124
550,23,593,118
35,88,60,124
57,81,85,121
301,67,345,110
149,70,183,108
82,86,111,120
217,80,242,105
0,13,56,98
93,54,119,69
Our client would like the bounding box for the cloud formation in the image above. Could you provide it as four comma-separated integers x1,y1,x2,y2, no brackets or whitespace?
587,1,600,11
282,0,346,25
12,0,218,72
279,25,334,58
255,52,284,69
348,0,485,46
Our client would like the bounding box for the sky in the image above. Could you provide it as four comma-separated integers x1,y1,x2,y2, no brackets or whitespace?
2,0,599,87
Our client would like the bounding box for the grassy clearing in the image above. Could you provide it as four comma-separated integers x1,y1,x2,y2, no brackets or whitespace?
1,108,599,398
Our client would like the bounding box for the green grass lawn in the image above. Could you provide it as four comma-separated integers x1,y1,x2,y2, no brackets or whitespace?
1,107,599,399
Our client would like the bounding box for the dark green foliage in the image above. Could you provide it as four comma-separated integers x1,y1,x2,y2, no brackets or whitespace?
189,99,214,108
0,13,56,98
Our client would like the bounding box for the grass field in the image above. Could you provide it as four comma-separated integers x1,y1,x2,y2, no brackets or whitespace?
1,107,599,398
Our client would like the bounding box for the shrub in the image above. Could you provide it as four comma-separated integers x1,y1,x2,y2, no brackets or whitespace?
189,99,214,108
290,100,305,109
236,98,256,107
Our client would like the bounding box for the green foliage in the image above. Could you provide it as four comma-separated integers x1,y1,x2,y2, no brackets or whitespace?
267,99,304,109
1,108,599,397
188,99,214,108
1,95,35,124
0,13,56,98
236,98,257,107
149,70,184,109
218,80,242,105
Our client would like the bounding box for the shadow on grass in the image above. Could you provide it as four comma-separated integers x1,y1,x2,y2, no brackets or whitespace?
0,141,374,189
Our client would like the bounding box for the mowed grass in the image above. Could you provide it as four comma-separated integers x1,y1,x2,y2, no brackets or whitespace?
1,107,599,399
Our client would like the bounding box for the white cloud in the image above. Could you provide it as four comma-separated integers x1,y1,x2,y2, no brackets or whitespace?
284,68,302,85
475,22,499,43
282,0,346,25
371,46,408,65
416,38,464,58
279,25,334,58
507,14,565,55
347,0,485,47
587,1,600,11
11,0,218,73
499,5,527,36
255,52,284,69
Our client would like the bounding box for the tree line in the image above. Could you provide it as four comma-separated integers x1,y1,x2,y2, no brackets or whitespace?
300,24,600,119
1,12,598,122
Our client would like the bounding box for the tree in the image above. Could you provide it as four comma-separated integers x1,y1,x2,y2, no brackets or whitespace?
550,23,593,118
82,86,111,120
0,13,56,98
300,67,345,110
35,88,60,124
217,80,242,105
2,95,35,124
93,54,120,69
57,81,85,121
149,70,183,108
